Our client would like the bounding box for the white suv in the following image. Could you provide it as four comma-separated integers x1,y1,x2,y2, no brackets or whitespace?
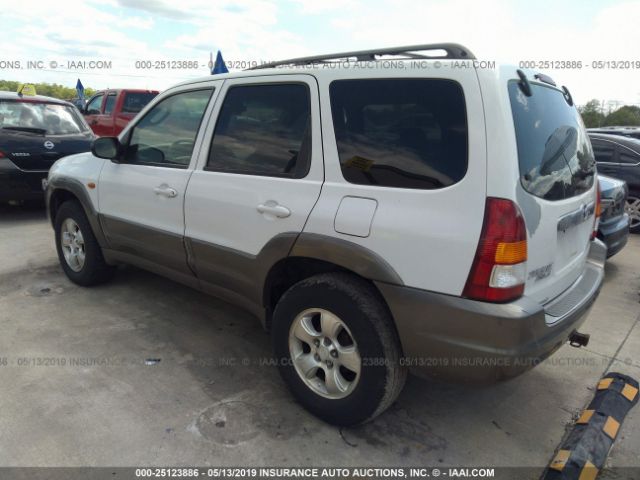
46,44,606,426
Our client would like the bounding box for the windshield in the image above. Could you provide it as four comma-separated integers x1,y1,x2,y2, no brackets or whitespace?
0,100,90,135
508,81,595,200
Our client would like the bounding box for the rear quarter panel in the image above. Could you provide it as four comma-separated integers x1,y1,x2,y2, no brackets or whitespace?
304,64,487,295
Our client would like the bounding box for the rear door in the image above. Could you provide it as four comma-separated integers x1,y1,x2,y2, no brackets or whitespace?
94,91,117,136
508,80,597,305
184,75,323,301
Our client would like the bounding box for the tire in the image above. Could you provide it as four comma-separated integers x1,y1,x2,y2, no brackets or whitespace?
626,195,640,234
272,272,407,426
54,200,115,286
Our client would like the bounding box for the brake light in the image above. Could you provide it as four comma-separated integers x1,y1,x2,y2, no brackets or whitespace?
463,198,528,303
0,150,5,158
591,182,601,240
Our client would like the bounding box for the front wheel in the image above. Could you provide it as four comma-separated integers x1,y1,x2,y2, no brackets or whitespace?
272,273,407,426
54,200,115,286
626,195,640,233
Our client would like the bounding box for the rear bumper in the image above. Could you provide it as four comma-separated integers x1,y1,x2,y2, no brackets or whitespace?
0,164,47,201
598,213,629,258
377,239,606,384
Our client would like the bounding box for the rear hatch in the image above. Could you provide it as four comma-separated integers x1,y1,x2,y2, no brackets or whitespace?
508,80,597,305
0,99,93,170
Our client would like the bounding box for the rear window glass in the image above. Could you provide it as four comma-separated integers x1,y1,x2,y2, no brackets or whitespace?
508,81,595,200
329,79,468,189
122,92,158,114
0,100,89,135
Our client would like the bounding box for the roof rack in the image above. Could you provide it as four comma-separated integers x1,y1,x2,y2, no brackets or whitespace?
249,43,475,70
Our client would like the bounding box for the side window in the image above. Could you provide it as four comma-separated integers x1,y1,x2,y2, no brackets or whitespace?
104,93,117,115
329,79,468,189
122,92,158,114
86,95,103,115
206,84,311,178
592,141,616,163
619,150,640,165
124,89,213,168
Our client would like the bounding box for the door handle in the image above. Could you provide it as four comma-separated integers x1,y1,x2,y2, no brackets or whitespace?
153,185,178,198
257,201,291,218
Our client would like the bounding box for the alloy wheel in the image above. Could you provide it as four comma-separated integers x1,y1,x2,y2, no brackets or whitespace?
288,308,361,399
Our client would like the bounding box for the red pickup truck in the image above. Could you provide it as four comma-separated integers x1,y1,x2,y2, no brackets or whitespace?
83,89,158,137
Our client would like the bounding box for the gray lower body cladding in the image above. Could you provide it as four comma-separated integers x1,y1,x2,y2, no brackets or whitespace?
377,240,606,384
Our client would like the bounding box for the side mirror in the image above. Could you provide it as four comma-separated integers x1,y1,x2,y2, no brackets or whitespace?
91,137,121,162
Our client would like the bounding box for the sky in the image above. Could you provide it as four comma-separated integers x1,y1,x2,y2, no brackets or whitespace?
0,0,639,107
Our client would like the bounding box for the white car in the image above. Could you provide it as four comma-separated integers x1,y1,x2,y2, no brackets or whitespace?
46,44,606,426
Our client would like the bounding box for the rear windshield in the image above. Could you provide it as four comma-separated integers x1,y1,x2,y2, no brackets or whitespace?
122,92,158,114
508,81,595,200
330,79,468,189
0,100,89,135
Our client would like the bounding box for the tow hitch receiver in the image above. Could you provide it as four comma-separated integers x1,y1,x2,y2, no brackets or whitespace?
569,331,590,348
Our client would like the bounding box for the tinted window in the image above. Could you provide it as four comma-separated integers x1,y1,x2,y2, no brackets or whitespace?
104,94,117,115
122,92,158,114
207,84,311,178
86,95,103,114
329,79,467,189
592,141,616,163
509,81,595,200
124,89,212,167
0,100,89,135
620,150,640,165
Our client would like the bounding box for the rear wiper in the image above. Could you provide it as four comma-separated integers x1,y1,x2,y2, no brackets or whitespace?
1,126,47,135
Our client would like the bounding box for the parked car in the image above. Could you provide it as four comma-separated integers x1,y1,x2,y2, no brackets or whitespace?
597,174,629,257
0,91,94,202
588,132,640,232
588,126,640,140
46,44,605,426
83,89,158,137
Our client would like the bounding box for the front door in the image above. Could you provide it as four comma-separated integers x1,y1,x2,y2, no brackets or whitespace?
98,85,219,277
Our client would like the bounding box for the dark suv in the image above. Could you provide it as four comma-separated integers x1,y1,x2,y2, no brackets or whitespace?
589,133,640,232
0,92,94,202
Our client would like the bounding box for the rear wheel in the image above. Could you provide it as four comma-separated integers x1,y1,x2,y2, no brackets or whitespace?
54,201,115,286
272,273,406,426
626,195,640,233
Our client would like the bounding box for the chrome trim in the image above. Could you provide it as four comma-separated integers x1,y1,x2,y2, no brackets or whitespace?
557,201,596,232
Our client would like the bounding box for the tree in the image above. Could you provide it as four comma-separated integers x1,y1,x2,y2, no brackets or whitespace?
579,99,605,128
604,105,640,126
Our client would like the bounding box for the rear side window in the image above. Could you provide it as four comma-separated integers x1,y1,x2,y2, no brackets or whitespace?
620,149,640,165
207,84,311,178
329,79,468,189
591,140,616,163
122,92,158,114
508,81,595,200
104,94,117,115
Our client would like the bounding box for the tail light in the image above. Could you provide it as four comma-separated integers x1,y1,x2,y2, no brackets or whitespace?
591,182,601,240
463,198,528,303
0,150,5,158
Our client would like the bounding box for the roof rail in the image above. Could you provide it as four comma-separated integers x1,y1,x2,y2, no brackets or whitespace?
249,43,475,70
